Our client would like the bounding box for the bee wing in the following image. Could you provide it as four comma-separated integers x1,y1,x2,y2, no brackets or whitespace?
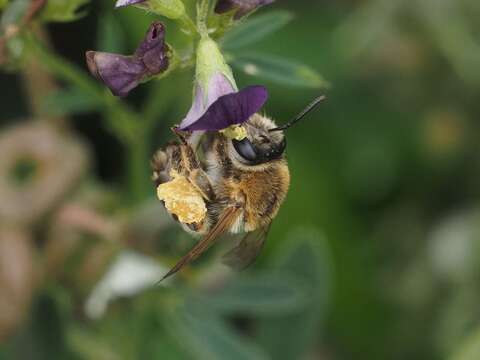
158,205,241,283
222,223,272,271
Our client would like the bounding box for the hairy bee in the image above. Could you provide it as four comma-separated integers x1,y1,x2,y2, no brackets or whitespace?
152,96,325,281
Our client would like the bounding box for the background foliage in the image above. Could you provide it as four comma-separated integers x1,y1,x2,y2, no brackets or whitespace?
1,0,480,359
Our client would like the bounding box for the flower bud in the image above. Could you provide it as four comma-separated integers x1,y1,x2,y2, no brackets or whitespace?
86,21,170,97
115,0,185,20
215,0,274,20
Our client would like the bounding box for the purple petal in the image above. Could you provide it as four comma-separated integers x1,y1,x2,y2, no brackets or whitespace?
86,51,144,97
215,0,274,19
135,22,169,75
179,85,205,129
115,0,146,8
86,22,169,97
180,85,268,131
179,72,236,129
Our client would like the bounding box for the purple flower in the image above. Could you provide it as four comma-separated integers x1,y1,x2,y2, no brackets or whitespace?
114,0,185,19
115,0,145,7
215,0,274,19
177,36,268,133
86,21,169,97
179,84,268,131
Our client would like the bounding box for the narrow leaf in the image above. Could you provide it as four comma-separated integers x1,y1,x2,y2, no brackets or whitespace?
450,328,480,360
231,52,328,88
257,228,332,360
197,273,309,316
221,10,294,50
39,0,90,22
167,306,268,360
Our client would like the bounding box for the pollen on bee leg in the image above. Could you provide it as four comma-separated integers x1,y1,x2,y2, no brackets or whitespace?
156,171,207,224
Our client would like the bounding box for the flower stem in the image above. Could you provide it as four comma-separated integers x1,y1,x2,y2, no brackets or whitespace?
197,0,211,36
179,13,198,36
24,32,142,144
126,133,152,204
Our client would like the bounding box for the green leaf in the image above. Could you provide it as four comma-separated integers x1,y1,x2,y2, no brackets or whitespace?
221,10,294,50
1,0,29,29
39,0,90,23
68,327,121,360
450,328,480,360
0,0,10,11
257,228,332,360
231,52,328,88
166,305,268,360
42,88,100,116
197,273,309,316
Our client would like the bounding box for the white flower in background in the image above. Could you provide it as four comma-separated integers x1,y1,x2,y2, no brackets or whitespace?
85,251,167,319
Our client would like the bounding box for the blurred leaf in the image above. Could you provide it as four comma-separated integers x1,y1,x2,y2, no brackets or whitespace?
0,0,28,29
450,328,480,360
0,0,9,10
257,228,331,360
40,0,90,23
231,52,328,88
68,327,120,360
167,305,268,360
221,10,294,50
197,273,308,316
97,12,126,54
42,88,100,116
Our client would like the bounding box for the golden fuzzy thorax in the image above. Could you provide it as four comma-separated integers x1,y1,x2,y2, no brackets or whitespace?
152,114,290,235
205,114,290,232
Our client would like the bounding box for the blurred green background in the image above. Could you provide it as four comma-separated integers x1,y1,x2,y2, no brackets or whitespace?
1,0,480,359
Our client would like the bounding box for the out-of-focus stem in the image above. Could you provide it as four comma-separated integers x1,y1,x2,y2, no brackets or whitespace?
126,132,152,204
23,32,152,205
21,25,64,127
24,32,142,144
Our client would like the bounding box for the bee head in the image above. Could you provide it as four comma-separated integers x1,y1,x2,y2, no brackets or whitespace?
231,114,287,166
230,95,325,167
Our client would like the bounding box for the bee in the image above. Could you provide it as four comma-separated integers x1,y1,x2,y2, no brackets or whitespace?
152,95,325,281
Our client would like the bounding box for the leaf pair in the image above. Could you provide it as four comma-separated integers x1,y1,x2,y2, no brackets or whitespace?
222,11,329,89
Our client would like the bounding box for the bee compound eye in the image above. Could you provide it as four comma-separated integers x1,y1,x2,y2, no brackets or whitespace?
232,138,258,162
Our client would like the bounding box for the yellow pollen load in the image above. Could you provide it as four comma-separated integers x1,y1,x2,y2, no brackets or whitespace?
156,171,207,224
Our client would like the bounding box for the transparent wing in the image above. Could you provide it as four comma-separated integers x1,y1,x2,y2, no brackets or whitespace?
158,206,241,283
222,223,272,271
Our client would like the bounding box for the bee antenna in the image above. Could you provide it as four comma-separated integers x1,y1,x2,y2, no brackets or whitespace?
269,95,326,132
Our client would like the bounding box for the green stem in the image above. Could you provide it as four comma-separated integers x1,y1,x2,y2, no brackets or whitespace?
197,0,210,36
24,32,142,144
23,32,151,204
126,133,152,203
179,13,198,36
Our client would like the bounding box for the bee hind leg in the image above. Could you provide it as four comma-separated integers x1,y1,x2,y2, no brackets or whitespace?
152,140,215,201
151,149,170,187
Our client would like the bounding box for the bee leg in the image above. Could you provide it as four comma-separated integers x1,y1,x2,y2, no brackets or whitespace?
180,143,216,201
152,139,215,200
151,149,170,187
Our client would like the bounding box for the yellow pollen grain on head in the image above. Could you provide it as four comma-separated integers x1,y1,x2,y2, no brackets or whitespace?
220,125,247,140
